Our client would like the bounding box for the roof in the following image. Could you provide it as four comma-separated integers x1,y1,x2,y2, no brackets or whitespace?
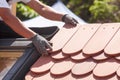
25,23,120,80
23,0,86,28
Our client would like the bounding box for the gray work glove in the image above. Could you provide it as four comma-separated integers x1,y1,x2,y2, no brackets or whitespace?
30,34,52,56
62,14,78,26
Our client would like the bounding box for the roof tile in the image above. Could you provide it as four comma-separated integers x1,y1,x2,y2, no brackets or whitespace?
62,24,100,55
30,56,54,73
72,58,96,76
83,23,120,55
50,24,80,53
25,23,120,80
50,58,75,76
105,28,120,56
93,58,120,77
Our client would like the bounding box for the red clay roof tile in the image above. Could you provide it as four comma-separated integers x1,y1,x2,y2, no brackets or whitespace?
71,52,89,61
105,28,120,56
93,58,120,77
33,72,54,80
83,23,120,55
30,56,54,74
50,24,79,53
50,58,75,76
51,51,69,60
72,58,96,76
92,52,110,61
25,23,120,80
62,24,100,55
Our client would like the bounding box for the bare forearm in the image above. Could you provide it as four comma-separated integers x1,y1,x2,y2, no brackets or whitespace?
27,0,64,21
1,11,36,38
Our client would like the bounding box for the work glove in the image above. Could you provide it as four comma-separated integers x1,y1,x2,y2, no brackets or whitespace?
30,34,52,56
62,14,78,26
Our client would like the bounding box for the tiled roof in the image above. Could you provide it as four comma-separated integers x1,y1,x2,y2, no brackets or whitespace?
25,23,120,80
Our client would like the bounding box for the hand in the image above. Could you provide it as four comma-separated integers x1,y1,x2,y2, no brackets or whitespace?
62,14,78,26
30,34,52,56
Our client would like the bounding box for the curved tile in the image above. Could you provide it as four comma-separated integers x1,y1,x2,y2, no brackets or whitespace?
83,23,120,55
106,75,120,80
71,52,89,61
93,58,120,78
105,28,120,56
50,58,75,76
92,52,109,61
33,72,54,80
50,24,80,53
55,73,76,80
77,73,120,80
51,51,69,60
77,73,119,80
117,66,120,77
25,71,35,80
115,55,120,61
72,58,96,76
76,74,96,80
62,24,100,55
30,56,54,73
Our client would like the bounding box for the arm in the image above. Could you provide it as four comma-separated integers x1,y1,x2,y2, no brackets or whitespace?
0,8,52,55
26,0,78,26
26,0,64,21
0,8,36,38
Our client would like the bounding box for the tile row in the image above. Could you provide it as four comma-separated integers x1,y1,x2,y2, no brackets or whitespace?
25,23,120,80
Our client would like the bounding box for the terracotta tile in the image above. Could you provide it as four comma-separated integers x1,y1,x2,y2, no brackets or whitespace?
116,66,120,77
71,52,89,61
33,72,54,80
55,73,76,80
105,28,120,56
106,75,120,80
83,23,120,55
62,24,100,55
50,58,75,76
93,58,120,78
25,71,36,80
76,73,96,80
115,55,120,61
77,73,119,80
51,51,69,60
30,56,54,73
95,74,120,80
72,58,96,76
25,23,120,80
92,52,110,61
49,24,80,53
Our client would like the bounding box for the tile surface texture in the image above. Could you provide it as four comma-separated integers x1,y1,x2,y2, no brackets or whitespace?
25,23,120,80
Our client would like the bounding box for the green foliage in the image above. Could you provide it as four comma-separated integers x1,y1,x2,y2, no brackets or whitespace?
67,0,93,22
17,0,56,21
89,0,118,22
67,0,120,23
16,0,120,23
17,3,38,21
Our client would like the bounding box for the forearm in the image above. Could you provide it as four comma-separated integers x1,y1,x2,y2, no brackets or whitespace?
1,10,36,38
27,0,64,21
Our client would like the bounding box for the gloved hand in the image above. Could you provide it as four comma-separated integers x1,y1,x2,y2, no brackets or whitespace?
30,34,52,56
62,14,78,26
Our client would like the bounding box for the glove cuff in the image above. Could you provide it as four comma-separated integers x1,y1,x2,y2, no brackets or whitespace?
29,34,38,41
61,14,68,22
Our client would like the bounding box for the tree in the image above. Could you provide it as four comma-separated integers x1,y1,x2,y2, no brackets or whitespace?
17,0,120,23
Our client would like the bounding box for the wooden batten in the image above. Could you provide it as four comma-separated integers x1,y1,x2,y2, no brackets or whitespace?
0,51,24,58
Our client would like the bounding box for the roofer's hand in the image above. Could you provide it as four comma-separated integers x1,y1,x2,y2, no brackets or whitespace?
30,34,52,56
62,14,78,26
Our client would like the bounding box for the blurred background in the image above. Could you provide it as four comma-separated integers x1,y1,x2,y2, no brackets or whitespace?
17,0,120,23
